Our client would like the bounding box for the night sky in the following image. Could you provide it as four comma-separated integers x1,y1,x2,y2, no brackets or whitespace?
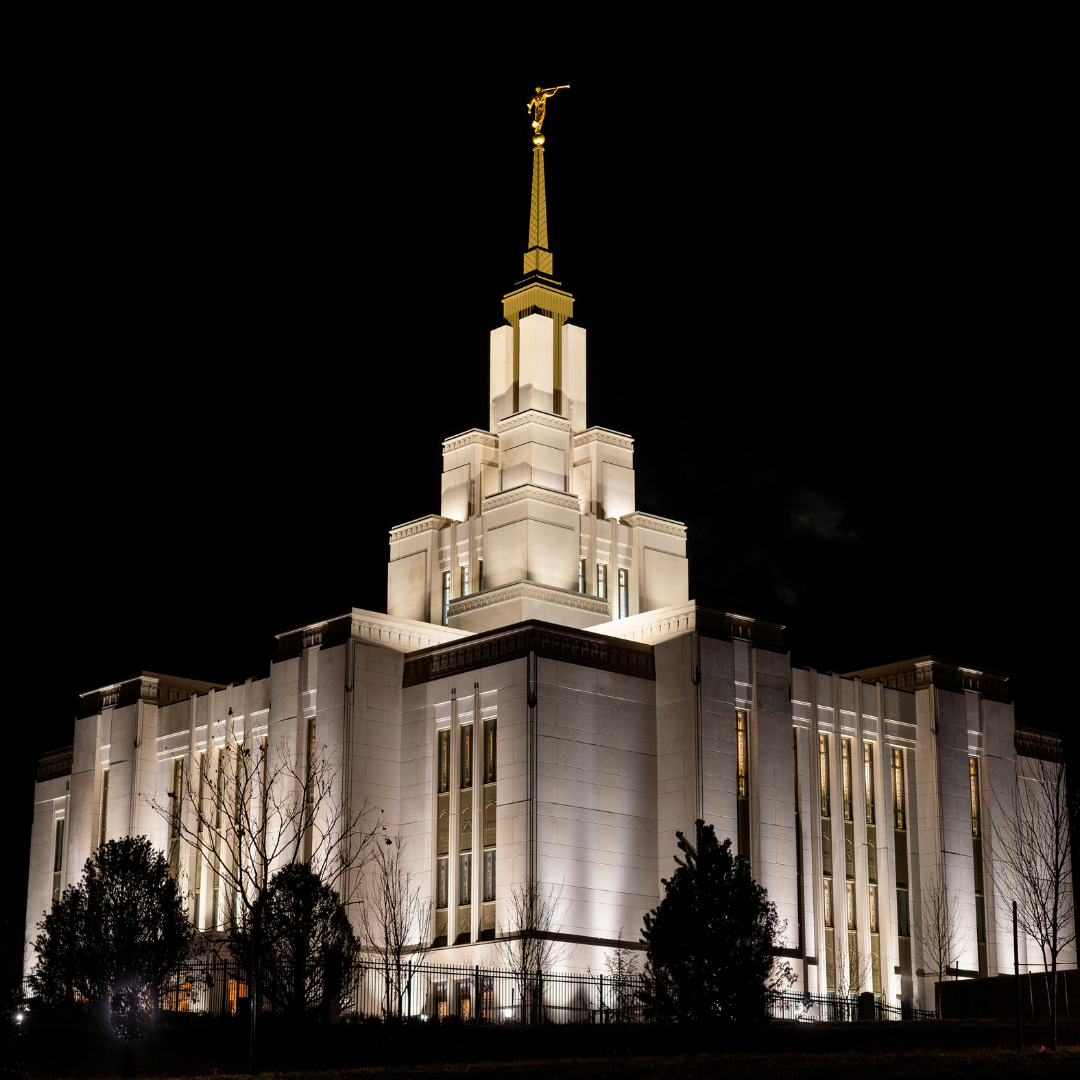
11,47,1066,941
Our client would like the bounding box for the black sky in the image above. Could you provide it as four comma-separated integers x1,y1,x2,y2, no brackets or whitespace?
10,37,1067,939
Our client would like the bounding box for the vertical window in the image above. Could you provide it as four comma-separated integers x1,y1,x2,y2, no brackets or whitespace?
460,724,473,857
869,883,878,933
303,718,316,863
819,734,830,818
864,743,875,826
212,748,225,930
169,757,184,878
459,853,471,905
436,857,448,910
193,753,206,924
597,562,607,600
99,768,109,850
460,725,473,791
442,570,451,625
618,567,629,618
477,559,483,592
436,728,450,858
896,888,910,937
52,818,65,904
969,756,980,837
481,716,497,938
736,711,748,797
846,881,856,930
891,748,905,829
823,878,832,927
461,564,469,597
578,557,586,594
841,739,852,822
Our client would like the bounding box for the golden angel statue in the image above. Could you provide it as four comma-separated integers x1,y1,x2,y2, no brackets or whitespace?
527,85,570,134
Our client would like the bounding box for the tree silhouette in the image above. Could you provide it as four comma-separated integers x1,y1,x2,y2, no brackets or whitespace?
229,862,358,1018
30,836,192,1008
642,820,792,1022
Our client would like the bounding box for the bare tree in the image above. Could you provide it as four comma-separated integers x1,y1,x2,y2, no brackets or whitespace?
834,931,873,1001
995,757,1075,1050
498,877,572,1023
357,835,432,1019
603,930,640,1022
150,731,380,1070
916,869,962,1018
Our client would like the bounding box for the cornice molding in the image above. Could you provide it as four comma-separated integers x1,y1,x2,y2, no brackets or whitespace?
482,485,581,513
844,656,1010,703
586,602,787,652
620,512,687,538
442,430,498,454
403,620,655,688
389,515,453,543
497,410,572,435
573,427,634,451
448,581,610,619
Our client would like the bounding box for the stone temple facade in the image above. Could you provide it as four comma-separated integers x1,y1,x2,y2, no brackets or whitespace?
26,125,1073,1012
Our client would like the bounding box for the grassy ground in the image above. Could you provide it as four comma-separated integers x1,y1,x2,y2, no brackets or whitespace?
4,1015,1078,1079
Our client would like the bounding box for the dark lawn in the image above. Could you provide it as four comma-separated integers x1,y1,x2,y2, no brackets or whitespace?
3,1015,1078,1079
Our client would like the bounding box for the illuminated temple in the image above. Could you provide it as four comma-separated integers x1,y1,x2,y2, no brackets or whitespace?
26,100,1073,1013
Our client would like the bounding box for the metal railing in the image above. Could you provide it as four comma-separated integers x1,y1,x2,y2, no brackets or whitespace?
23,962,938,1024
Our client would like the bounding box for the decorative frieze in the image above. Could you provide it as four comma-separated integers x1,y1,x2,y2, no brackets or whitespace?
403,620,655,688
448,581,610,618
497,409,572,435
389,515,452,544
442,429,498,454
572,427,634,451
482,485,581,513
620,511,687,538
1014,726,1064,763
37,746,73,782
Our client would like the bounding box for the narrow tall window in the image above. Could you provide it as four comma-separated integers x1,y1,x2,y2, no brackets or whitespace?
891,748,905,829
841,739,852,822
736,711,748,798
212,748,225,930
477,559,483,592
434,727,451,945
303,717,316,863
52,818,65,904
168,757,184,878
736,709,750,860
618,567,629,618
969,756,980,837
578,558,586,594
442,570,451,625
193,752,206,926
597,562,607,600
481,716,497,939
846,881,856,930
461,564,469,597
869,883,878,933
99,768,109,850
823,878,833,927
896,888,910,937
819,734,830,818
864,743,875,826
458,721,474,945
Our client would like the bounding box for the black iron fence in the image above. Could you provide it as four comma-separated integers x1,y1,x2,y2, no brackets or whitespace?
23,961,937,1024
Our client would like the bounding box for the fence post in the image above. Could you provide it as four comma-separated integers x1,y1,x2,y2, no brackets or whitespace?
599,973,604,1024
475,965,480,1023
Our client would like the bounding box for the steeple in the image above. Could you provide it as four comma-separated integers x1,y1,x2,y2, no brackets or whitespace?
503,86,574,416
523,135,552,275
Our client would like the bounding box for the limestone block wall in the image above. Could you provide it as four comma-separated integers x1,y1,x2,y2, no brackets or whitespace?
561,323,587,433
751,646,799,953
533,658,658,956
24,775,70,969
499,411,570,494
489,324,514,431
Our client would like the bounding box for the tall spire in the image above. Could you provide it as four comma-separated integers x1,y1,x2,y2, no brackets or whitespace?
523,137,552,275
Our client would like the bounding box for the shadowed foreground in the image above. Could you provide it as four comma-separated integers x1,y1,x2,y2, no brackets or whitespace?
4,1016,1079,1078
